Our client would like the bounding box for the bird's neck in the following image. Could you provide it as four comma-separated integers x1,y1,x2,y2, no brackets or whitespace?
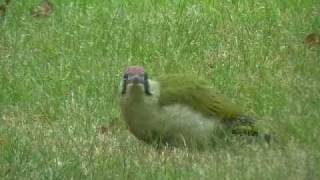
121,80,163,141
127,85,146,103
127,80,159,102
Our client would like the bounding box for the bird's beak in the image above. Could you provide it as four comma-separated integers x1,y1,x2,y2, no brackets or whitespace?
127,75,144,85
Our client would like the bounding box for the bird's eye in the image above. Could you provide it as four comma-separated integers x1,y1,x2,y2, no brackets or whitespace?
143,73,152,96
123,73,128,80
121,74,128,95
144,73,148,80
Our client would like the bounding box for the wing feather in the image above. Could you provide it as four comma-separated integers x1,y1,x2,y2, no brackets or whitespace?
157,74,265,138
157,74,242,122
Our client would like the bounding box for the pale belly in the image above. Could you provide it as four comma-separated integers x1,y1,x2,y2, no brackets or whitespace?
122,101,224,148
160,104,224,148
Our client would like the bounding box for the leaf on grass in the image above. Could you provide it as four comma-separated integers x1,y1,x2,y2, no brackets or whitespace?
99,125,110,135
0,5,6,17
0,0,10,18
31,0,54,17
304,33,320,47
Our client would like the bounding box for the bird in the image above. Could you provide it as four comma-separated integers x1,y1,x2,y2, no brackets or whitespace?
120,66,270,149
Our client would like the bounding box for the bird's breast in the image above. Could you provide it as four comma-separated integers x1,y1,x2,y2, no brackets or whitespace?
120,94,225,148
161,104,223,133
120,95,162,142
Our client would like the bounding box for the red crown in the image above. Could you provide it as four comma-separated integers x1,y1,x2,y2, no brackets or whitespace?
126,66,145,75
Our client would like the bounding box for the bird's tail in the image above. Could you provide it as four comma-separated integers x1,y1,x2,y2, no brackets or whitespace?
229,115,276,143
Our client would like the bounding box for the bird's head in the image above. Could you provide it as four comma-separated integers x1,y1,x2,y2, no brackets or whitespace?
121,66,152,96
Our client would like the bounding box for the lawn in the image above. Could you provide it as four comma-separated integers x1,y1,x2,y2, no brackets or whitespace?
0,0,319,179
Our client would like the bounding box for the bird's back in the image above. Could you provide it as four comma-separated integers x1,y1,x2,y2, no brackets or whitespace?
157,74,242,121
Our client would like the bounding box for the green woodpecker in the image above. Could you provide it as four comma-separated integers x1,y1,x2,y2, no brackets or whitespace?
120,66,266,149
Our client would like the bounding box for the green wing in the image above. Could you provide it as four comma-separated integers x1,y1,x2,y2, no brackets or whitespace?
158,74,242,121
158,74,259,136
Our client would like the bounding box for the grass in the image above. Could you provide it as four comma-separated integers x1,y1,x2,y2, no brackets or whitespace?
0,0,320,179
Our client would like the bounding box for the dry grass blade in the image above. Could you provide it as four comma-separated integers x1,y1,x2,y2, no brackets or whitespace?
0,5,6,17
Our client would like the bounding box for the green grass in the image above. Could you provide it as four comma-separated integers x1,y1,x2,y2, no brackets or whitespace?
1,0,320,179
